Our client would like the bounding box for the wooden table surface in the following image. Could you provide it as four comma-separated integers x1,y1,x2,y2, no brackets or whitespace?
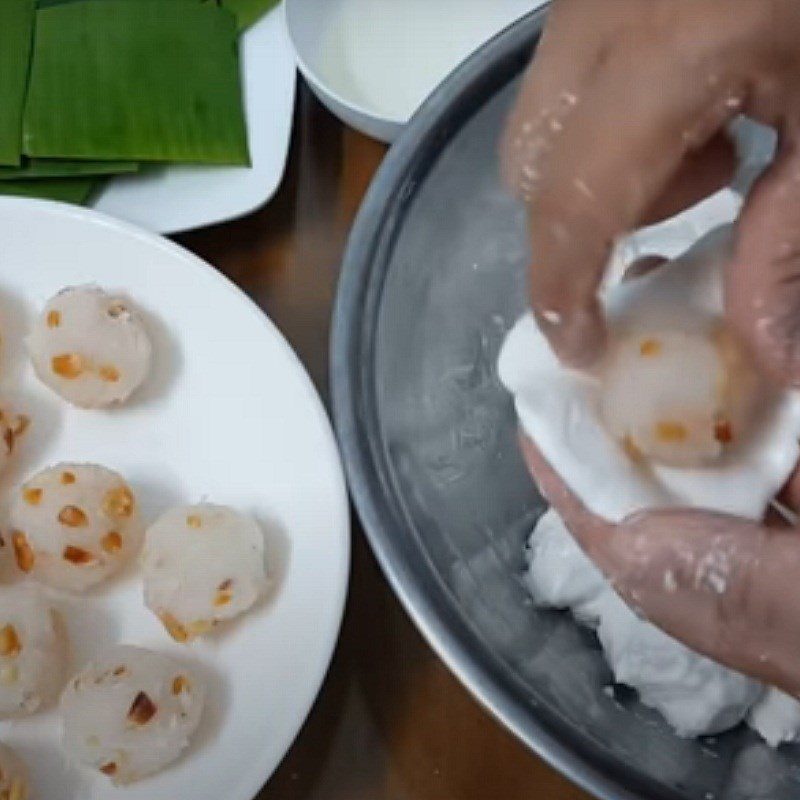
179,83,593,800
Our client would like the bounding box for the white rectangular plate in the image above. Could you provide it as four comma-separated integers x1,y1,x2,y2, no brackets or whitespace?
93,4,297,235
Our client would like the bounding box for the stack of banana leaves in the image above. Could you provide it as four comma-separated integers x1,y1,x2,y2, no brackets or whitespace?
0,0,278,204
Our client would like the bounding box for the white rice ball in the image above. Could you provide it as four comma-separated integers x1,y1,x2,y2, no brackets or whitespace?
598,328,761,467
0,742,29,800
28,285,152,408
60,645,205,785
0,586,65,718
143,504,267,642
9,464,143,592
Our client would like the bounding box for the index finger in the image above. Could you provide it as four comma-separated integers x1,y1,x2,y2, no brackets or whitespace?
526,23,745,366
501,2,601,198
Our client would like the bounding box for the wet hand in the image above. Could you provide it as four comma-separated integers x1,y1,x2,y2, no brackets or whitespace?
503,0,800,384
521,434,800,697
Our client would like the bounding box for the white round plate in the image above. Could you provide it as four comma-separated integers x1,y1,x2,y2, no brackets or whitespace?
93,4,297,235
287,0,543,142
0,198,350,800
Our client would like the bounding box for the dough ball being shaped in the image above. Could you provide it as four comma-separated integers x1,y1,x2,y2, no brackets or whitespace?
28,285,152,408
598,328,761,467
143,504,267,643
0,742,29,800
0,587,65,718
9,464,143,592
60,645,205,785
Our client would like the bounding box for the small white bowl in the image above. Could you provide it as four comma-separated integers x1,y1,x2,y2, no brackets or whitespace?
286,0,543,142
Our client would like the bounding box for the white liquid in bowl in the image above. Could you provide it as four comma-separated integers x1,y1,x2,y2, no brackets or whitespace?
319,0,540,121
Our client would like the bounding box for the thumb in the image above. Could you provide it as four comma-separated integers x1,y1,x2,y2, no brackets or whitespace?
518,433,623,575
518,434,788,689
726,136,800,386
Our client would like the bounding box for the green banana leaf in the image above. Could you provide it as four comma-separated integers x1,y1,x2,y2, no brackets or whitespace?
23,0,249,164
0,159,138,180
222,0,280,31
0,177,99,204
36,0,279,31
0,0,35,166
37,0,212,5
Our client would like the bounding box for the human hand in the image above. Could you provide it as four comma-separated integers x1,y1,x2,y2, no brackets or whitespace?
503,0,800,383
521,434,800,697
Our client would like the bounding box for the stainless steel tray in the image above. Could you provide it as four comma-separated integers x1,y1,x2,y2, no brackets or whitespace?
332,8,800,799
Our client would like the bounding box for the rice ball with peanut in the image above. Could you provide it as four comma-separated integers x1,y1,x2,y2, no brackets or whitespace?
9,464,142,592
143,504,267,642
60,645,205,785
0,742,29,800
598,328,761,468
28,285,152,408
0,587,65,718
